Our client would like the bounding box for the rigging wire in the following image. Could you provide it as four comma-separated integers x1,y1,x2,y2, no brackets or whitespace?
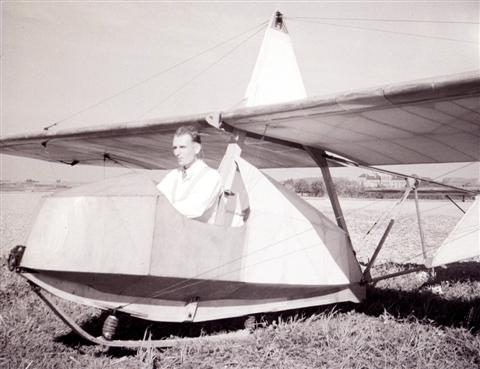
42,20,268,131
432,162,477,181
102,155,151,179
339,161,476,219
287,16,478,25
114,226,316,309
326,154,478,195
118,239,324,309
338,159,478,256
320,156,478,266
353,184,413,255
357,202,457,265
396,202,450,223
343,197,386,217
374,223,480,269
352,185,476,261
289,18,478,44
135,24,265,120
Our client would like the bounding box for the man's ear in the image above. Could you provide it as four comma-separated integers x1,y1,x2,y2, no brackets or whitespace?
193,142,201,155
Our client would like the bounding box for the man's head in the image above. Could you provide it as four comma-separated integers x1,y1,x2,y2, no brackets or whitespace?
172,126,202,168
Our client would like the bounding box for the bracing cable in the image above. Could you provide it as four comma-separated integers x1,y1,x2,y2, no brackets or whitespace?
135,24,266,120
432,162,477,181
375,222,480,268
287,16,477,25
42,20,268,131
118,240,323,309
289,18,478,44
114,226,316,309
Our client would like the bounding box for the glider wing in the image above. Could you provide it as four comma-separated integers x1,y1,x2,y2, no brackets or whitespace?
1,71,478,169
224,71,480,166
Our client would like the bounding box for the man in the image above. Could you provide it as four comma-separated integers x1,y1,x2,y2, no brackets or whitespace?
157,126,222,222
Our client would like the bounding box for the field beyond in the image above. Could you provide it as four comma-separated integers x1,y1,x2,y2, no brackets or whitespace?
1,192,479,369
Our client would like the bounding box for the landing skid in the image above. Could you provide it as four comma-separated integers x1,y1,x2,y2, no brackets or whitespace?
29,282,251,348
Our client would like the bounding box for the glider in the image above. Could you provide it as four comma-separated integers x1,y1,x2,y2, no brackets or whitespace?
3,11,479,347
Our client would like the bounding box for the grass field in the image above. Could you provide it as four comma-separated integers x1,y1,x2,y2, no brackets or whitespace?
1,192,479,368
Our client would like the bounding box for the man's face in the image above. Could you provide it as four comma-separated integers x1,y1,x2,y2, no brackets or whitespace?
172,134,200,168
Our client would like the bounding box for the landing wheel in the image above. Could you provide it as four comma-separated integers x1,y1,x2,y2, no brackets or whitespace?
244,315,256,332
8,245,26,272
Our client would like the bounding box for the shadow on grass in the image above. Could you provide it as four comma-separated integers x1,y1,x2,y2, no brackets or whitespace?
355,261,480,333
356,286,480,334
55,261,480,351
430,261,480,283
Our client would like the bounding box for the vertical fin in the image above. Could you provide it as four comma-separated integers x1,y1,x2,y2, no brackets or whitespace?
244,11,307,107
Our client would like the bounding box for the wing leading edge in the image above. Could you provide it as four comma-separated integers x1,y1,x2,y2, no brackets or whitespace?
1,71,479,169
0,114,314,170
223,71,480,166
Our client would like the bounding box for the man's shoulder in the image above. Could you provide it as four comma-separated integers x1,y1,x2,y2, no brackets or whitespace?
197,161,221,182
164,168,179,179
158,168,178,186
197,160,219,174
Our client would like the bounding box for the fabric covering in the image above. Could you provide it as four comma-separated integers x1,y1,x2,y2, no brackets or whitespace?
244,14,306,107
426,197,480,268
19,154,364,321
22,167,362,286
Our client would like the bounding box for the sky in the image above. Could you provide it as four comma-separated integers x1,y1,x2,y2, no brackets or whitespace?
1,1,479,183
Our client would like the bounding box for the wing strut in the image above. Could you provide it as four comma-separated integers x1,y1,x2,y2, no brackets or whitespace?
304,146,355,253
413,185,428,260
445,195,466,213
361,183,416,283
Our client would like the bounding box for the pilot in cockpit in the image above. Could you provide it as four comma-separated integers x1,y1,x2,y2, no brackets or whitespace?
157,126,222,222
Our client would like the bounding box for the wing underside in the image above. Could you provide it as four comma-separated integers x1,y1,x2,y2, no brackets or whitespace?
224,71,480,166
0,116,315,169
1,71,479,169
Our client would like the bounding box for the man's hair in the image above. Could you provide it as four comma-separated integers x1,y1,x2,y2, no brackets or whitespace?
174,126,201,144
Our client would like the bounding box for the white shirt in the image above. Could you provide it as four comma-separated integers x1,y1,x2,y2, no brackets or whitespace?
157,159,222,220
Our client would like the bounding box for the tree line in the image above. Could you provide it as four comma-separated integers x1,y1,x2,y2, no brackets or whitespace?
283,178,365,197
281,178,474,200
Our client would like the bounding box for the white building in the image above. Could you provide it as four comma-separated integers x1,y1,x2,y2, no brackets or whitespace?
358,173,405,189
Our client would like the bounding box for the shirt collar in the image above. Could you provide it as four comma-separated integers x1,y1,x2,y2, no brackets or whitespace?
178,159,205,180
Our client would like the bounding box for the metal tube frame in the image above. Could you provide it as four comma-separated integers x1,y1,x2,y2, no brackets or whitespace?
303,149,436,284
361,219,395,283
445,194,466,214
304,146,354,253
29,281,251,348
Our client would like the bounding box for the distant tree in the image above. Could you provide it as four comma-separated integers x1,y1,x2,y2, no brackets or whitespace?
334,178,363,197
311,180,325,197
294,179,310,194
283,179,295,191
